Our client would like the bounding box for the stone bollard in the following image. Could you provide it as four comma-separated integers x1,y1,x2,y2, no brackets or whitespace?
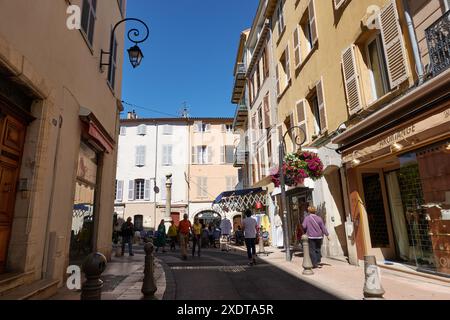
141,242,157,300
363,255,385,300
301,235,314,275
81,252,107,300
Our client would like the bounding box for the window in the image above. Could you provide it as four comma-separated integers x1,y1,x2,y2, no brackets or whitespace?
225,124,233,133
135,145,146,167
266,133,273,167
277,45,291,95
134,179,145,200
192,146,211,164
277,0,285,38
115,180,124,202
137,124,147,136
311,94,321,135
162,145,173,166
263,95,271,129
119,126,126,136
81,0,97,46
225,145,234,164
260,147,267,178
108,34,117,89
296,99,309,143
194,122,210,133
258,106,263,131
163,125,173,135
366,34,389,102
263,46,269,79
197,177,208,198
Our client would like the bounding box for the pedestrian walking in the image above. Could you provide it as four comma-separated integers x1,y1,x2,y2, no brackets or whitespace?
121,217,134,256
302,206,330,269
178,214,192,260
220,217,232,251
192,218,202,257
242,209,258,266
155,219,167,253
207,224,215,248
167,221,178,251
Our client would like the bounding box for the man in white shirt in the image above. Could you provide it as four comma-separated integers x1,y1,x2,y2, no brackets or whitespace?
242,209,258,266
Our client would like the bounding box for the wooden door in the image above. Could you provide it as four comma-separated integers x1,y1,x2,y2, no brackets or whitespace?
0,114,26,273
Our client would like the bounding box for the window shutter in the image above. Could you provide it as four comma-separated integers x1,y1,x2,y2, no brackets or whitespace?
144,180,151,201
379,0,409,89
220,146,225,164
285,44,291,82
296,99,309,143
116,180,124,201
128,180,134,200
275,64,280,96
293,26,302,68
316,78,328,134
120,126,126,136
206,124,211,132
342,45,363,115
221,124,226,132
191,146,197,164
207,146,213,164
161,178,166,201
193,122,199,133
308,0,318,45
168,145,172,166
334,0,346,10
135,146,145,166
263,95,271,129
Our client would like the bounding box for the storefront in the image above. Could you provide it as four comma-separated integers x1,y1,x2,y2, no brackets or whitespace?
338,103,450,276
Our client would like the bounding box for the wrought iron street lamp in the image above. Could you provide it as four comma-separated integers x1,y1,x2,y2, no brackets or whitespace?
100,18,149,71
278,126,306,262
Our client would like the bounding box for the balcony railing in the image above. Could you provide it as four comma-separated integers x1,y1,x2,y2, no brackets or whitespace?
231,63,247,104
425,10,450,77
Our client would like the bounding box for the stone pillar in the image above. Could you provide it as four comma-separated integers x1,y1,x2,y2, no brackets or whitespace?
141,242,157,300
301,235,314,275
363,256,385,299
165,173,172,220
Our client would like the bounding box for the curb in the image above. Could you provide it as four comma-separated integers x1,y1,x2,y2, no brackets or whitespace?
158,257,177,300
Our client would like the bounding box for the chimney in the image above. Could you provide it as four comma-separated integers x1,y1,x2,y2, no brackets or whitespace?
127,111,133,119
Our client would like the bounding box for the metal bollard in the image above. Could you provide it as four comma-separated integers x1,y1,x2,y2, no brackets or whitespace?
363,255,385,300
141,242,157,300
301,235,314,275
81,252,107,300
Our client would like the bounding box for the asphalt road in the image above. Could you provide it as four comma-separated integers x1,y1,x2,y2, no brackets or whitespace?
156,247,340,300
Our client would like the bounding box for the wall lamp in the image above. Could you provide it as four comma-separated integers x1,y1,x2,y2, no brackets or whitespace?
100,18,149,70
351,150,362,166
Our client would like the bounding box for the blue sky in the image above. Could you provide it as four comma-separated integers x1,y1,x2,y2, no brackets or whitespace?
121,0,258,119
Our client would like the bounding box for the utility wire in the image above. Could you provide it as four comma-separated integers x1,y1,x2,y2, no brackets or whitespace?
121,100,181,118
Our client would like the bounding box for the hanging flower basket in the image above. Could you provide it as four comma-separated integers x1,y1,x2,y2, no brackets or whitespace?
270,150,324,188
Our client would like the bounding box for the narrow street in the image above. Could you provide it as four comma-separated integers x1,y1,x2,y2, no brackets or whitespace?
157,247,340,300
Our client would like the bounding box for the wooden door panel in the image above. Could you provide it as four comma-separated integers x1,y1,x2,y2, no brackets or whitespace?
0,164,18,223
1,116,25,156
0,226,10,273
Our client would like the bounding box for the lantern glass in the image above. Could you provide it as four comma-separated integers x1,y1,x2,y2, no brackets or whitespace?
128,45,144,68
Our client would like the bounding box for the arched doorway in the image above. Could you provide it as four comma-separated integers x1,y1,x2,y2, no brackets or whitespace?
195,210,221,228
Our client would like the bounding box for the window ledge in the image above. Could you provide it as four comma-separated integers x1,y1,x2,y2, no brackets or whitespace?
295,44,318,76
277,79,292,101
276,26,287,46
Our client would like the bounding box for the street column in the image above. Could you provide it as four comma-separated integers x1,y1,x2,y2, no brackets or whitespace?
165,173,173,228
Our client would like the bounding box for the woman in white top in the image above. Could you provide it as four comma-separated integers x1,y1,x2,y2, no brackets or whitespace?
242,209,258,266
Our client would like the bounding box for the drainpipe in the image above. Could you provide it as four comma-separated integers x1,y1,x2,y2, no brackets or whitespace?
445,0,449,12
402,0,424,84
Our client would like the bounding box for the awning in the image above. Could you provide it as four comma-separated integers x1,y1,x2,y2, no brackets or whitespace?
79,107,115,154
271,179,316,196
212,188,268,213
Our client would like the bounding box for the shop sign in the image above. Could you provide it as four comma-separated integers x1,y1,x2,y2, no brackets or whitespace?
344,107,450,163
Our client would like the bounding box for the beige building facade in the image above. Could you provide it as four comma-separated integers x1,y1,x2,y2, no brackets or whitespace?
0,0,126,297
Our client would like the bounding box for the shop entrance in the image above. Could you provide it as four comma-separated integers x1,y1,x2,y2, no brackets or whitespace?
287,188,312,247
195,210,221,228
0,113,26,274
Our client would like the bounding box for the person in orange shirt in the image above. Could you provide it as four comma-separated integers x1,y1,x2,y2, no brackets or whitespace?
178,214,192,260
192,218,202,257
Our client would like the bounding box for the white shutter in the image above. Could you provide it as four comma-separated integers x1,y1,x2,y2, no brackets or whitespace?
141,146,146,166
316,77,328,134
116,180,124,202
206,124,211,132
120,126,126,136
285,44,291,82
135,146,145,166
342,45,363,115
296,99,309,143
168,145,173,166
137,124,146,135
128,180,134,200
293,26,302,69
192,146,197,164
144,180,151,201
379,0,409,89
220,146,225,164
334,0,346,10
308,0,318,45
207,146,213,164
221,124,226,133
193,122,199,133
